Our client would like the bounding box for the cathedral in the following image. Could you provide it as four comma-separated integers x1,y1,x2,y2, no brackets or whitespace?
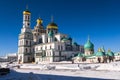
18,9,84,63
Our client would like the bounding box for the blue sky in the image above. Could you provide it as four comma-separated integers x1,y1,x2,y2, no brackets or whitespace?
0,0,120,56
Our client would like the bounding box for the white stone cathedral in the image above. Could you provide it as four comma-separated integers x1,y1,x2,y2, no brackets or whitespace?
18,9,84,63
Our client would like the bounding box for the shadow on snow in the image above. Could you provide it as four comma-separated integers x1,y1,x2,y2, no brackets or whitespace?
0,69,113,80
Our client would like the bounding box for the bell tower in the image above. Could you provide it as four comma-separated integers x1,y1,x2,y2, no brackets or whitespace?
18,8,33,63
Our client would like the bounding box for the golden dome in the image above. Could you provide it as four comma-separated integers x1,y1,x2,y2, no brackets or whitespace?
37,18,43,24
23,10,31,15
47,22,58,29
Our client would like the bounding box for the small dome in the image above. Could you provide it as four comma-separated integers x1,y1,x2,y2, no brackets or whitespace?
95,48,105,57
61,37,68,42
48,31,53,37
68,37,72,41
23,10,31,15
72,42,78,46
47,22,58,29
84,39,94,49
37,18,43,24
107,49,114,56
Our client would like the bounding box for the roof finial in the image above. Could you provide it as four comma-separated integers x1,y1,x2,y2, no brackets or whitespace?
26,5,28,10
38,14,41,19
108,48,111,52
88,35,90,41
51,15,54,22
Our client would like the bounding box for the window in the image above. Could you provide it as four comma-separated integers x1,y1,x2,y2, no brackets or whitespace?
28,16,29,20
25,16,27,20
25,48,28,53
27,35,29,38
26,40,28,45
49,52,51,56
50,46,51,49
30,41,31,45
36,47,38,51
58,45,60,50
33,48,34,52
45,46,47,49
20,41,21,45
27,23,30,26
39,38,42,43
61,46,63,50
21,41,23,45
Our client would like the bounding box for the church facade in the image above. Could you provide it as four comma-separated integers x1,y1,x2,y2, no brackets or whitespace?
18,9,84,63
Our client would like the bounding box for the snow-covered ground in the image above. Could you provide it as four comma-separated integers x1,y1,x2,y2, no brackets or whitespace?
0,61,120,80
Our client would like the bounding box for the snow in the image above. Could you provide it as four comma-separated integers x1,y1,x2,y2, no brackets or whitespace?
0,61,120,80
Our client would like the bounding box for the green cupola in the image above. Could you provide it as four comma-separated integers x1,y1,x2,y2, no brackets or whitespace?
48,30,53,37
107,49,114,56
84,36,94,50
96,48,105,57
61,37,69,42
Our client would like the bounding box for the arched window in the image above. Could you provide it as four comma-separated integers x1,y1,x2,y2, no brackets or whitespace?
25,16,27,20
28,16,29,20
38,29,40,32
34,33,36,36
26,40,28,45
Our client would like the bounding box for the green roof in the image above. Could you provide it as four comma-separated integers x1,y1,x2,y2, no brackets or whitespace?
114,52,120,56
77,53,83,57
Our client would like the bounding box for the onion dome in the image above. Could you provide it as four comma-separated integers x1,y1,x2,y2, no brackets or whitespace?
107,49,114,56
84,37,94,49
47,22,58,29
48,30,53,37
96,48,105,57
72,42,78,46
68,37,72,41
23,10,31,15
37,18,43,24
36,18,44,28
61,37,69,42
